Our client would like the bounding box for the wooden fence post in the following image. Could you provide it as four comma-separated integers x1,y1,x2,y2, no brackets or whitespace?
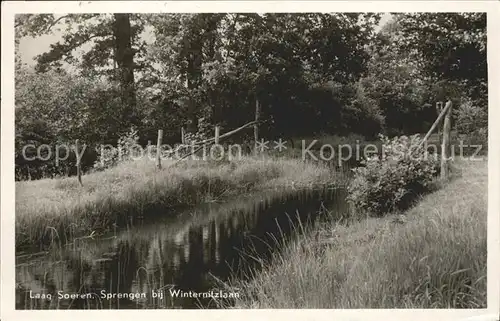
215,126,220,145
181,127,186,145
254,98,260,153
156,129,163,170
436,102,443,144
441,100,453,180
75,139,83,186
213,125,221,160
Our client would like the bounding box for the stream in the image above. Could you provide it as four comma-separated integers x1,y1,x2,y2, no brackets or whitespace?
15,187,348,309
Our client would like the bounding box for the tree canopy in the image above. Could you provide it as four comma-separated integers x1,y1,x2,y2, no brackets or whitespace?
15,12,487,180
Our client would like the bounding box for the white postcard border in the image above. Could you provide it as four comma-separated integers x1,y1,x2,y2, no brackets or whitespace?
2,1,499,320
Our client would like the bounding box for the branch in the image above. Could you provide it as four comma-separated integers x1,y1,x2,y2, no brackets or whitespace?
37,33,109,67
44,15,70,33
15,14,70,36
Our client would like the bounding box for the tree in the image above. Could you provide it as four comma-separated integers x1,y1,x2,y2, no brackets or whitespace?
360,21,433,135
149,13,382,138
395,13,486,103
148,13,228,133
113,14,138,125
394,13,487,138
15,14,148,130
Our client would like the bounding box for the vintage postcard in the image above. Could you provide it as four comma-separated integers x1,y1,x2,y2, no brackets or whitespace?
1,1,499,321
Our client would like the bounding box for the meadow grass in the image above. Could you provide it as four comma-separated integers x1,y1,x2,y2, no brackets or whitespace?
16,155,338,252
234,159,487,308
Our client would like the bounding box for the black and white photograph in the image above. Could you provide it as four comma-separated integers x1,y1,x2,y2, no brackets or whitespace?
1,1,499,319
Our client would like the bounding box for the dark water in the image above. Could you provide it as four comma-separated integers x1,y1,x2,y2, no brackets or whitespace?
16,187,347,309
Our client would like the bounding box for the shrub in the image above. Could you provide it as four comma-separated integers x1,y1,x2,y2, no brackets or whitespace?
455,98,487,136
454,98,488,154
347,134,441,216
94,127,141,171
341,82,386,140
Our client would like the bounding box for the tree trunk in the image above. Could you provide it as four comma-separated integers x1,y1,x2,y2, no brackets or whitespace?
205,15,219,125
186,32,203,133
113,14,138,127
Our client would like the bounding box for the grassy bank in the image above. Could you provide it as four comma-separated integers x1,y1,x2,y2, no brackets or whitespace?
234,159,487,308
16,156,340,252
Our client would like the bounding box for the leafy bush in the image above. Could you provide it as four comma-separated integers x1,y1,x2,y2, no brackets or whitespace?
455,98,487,136
94,127,141,171
455,98,488,154
341,82,386,139
347,134,441,216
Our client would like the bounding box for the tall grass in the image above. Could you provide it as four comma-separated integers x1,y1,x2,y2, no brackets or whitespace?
234,159,487,308
16,156,339,251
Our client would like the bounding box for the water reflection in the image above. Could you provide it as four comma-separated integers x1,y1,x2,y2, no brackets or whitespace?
16,188,347,309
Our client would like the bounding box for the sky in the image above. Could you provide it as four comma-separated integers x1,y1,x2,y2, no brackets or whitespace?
18,13,393,67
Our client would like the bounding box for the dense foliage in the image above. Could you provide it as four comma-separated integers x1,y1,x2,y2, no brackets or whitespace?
347,134,441,216
15,13,487,180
